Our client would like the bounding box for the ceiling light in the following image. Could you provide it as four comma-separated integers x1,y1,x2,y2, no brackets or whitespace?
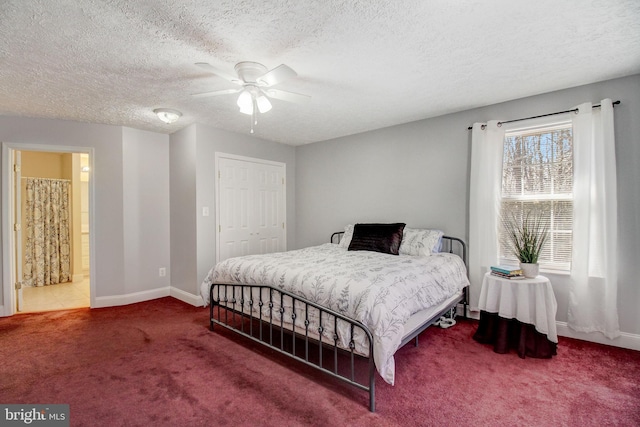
234,85,273,134
237,90,254,115
256,95,272,113
153,108,182,124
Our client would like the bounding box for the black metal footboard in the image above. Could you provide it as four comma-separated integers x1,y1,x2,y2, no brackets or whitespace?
209,233,469,413
209,283,377,411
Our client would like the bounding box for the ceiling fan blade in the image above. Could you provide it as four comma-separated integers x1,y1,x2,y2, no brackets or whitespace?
191,88,241,98
195,62,241,84
265,88,310,104
257,64,297,86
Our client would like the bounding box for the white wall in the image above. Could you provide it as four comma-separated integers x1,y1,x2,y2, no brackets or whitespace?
295,74,640,340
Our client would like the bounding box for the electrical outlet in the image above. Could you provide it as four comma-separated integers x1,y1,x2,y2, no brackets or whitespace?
159,267,166,277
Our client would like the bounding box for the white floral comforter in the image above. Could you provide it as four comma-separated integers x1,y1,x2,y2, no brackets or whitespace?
200,243,469,385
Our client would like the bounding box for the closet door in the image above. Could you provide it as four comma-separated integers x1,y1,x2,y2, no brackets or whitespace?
217,155,286,262
254,162,285,255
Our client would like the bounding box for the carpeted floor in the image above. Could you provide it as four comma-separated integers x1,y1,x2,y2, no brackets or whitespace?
1,297,638,426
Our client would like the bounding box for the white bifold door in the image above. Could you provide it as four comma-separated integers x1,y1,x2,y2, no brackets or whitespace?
216,155,286,263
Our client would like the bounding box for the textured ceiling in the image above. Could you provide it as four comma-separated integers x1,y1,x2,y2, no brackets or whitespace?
1,1,639,145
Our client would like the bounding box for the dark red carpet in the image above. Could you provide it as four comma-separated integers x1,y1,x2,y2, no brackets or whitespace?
1,297,638,426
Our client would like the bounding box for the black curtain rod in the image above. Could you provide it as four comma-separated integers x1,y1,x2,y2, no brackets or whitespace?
467,100,620,130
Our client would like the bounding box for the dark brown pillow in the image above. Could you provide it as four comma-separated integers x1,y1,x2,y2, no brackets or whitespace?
348,223,406,255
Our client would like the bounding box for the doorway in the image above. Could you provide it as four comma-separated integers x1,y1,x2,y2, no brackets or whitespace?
2,145,92,314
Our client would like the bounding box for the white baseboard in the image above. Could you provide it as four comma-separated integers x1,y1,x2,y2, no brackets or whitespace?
93,286,170,308
465,307,481,320
170,287,204,307
17,285,640,351
556,322,640,351
72,274,85,283
466,308,639,351
92,286,204,309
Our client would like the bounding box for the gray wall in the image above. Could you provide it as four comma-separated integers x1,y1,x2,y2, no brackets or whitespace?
295,117,469,245
0,118,171,312
122,127,171,293
169,125,198,295
1,75,636,337
295,74,640,336
170,123,296,296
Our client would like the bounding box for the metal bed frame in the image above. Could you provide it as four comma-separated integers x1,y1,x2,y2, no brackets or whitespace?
208,233,468,412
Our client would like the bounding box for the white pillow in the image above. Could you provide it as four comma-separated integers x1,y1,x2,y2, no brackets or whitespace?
338,224,354,248
399,228,444,256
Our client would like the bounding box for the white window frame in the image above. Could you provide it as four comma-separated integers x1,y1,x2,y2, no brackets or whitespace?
499,114,574,272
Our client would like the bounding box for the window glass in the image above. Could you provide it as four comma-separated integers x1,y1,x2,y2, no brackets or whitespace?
499,122,573,271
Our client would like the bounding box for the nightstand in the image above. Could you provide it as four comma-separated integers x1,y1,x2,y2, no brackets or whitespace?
473,272,558,358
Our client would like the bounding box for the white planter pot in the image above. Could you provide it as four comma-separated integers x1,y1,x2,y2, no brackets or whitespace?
520,262,539,278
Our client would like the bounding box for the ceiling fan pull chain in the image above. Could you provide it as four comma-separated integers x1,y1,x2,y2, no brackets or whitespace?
250,97,258,133
250,100,256,134
253,97,258,125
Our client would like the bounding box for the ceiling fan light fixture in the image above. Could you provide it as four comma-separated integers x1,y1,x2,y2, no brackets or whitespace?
256,94,272,113
153,108,182,124
237,90,254,115
193,61,309,134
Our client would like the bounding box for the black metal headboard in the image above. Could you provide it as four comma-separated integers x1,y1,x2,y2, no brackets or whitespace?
330,231,467,268
330,231,345,244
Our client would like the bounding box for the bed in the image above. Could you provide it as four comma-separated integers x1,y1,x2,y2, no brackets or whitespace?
200,223,469,411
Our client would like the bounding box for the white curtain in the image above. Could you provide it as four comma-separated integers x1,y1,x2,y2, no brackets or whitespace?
468,121,505,309
568,99,619,339
23,178,72,287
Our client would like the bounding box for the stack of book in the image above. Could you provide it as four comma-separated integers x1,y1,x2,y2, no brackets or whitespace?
490,265,525,279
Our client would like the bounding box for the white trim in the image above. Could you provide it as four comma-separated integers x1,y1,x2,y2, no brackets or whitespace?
2,143,16,316
214,152,286,167
466,308,481,320
93,287,202,308
170,286,204,307
556,322,640,351
468,308,638,351
93,287,170,308
502,114,573,133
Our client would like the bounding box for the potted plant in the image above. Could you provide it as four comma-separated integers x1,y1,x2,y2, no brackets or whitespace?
501,208,550,278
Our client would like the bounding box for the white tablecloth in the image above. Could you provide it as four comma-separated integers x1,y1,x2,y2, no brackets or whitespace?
478,272,558,343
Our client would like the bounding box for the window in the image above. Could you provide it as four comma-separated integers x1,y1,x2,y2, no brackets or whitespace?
499,121,573,271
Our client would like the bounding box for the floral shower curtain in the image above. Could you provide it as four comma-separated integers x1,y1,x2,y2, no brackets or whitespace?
23,178,71,287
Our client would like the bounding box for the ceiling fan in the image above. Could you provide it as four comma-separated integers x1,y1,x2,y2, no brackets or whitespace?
193,61,310,133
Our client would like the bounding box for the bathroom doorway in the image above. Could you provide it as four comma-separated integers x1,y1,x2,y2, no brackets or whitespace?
13,150,90,312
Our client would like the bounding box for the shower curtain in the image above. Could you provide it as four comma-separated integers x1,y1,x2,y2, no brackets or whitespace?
23,178,71,287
